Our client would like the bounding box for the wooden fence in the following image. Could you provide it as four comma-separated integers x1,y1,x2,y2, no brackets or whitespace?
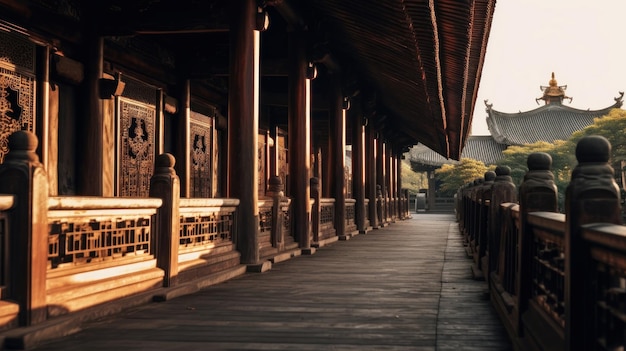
458,135,624,351
0,130,410,342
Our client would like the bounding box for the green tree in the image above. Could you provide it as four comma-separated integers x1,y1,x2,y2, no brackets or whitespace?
435,158,494,197
497,140,571,188
401,159,428,195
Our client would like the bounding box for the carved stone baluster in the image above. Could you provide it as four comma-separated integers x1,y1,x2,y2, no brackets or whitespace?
488,166,517,280
564,135,622,351
518,152,558,335
149,153,180,288
0,130,48,325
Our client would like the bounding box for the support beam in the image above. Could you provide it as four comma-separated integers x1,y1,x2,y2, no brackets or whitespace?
329,73,346,239
287,28,311,249
228,0,261,266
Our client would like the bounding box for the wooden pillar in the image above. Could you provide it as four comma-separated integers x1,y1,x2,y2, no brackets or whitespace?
365,121,378,229
391,150,398,220
322,136,331,198
564,135,622,351
517,152,558,335
288,28,311,249
174,79,191,198
351,99,366,233
396,151,403,218
0,131,48,325
81,32,104,196
229,0,260,265
488,166,517,275
427,170,436,211
376,136,386,224
329,74,346,239
149,153,180,287
36,45,54,195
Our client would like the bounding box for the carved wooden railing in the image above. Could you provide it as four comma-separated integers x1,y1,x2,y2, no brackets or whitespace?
258,198,274,254
178,198,239,254
46,196,164,316
458,136,625,351
345,199,357,234
318,198,336,243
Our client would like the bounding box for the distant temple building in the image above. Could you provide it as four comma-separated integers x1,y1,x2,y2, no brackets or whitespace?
409,73,624,206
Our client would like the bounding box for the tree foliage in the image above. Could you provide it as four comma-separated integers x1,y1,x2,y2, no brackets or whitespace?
435,158,494,197
431,108,626,202
401,159,428,194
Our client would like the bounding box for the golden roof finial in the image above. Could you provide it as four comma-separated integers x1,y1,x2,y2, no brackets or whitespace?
536,72,572,105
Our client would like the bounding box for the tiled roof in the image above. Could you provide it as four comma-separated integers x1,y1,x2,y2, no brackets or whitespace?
409,92,623,170
486,100,622,145
408,135,505,167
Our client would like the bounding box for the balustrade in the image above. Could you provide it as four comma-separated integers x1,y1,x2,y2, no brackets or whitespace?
458,135,626,351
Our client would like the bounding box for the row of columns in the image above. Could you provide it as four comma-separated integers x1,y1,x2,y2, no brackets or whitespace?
229,0,404,265
73,0,404,268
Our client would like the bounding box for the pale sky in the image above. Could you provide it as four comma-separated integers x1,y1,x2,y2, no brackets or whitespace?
470,0,626,135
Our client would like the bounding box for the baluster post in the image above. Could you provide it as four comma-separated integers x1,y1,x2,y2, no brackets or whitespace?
488,166,517,279
0,131,48,325
149,153,180,288
565,135,622,351
310,177,320,245
475,171,496,280
517,152,558,335
267,176,284,247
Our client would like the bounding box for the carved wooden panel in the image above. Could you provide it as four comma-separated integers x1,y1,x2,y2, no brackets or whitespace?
0,31,35,163
190,111,213,198
118,98,155,197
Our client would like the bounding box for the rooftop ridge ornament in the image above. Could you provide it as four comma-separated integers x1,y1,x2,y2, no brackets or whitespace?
536,72,572,105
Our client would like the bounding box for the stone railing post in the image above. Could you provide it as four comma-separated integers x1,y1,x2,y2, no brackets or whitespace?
475,171,495,280
564,135,622,351
310,177,320,244
267,176,285,247
0,131,48,326
517,152,558,334
488,166,517,277
149,153,180,288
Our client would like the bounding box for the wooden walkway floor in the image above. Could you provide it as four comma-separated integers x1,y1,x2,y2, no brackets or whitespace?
31,213,512,351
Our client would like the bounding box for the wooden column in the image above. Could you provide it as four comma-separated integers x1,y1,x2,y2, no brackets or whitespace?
376,137,386,224
0,131,48,325
351,99,366,233
517,152,558,335
174,79,191,198
396,151,403,218
321,136,331,198
81,33,104,196
149,153,180,287
564,135,622,351
36,45,53,195
329,73,346,239
229,0,261,265
365,121,378,229
288,28,311,249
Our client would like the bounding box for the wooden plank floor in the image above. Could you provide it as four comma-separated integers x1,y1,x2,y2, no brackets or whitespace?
31,213,512,351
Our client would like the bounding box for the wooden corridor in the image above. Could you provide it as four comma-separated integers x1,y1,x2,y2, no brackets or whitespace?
29,214,512,351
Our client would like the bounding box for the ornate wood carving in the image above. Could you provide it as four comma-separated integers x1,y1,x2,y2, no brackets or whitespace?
190,111,213,198
0,31,35,163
